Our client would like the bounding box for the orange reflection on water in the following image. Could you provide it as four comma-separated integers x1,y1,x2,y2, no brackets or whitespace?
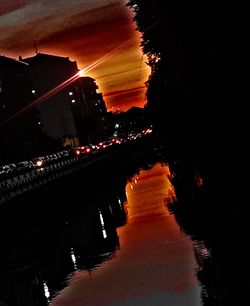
51,163,200,306
125,163,175,221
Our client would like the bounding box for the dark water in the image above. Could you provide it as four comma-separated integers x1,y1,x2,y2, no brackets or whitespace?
167,158,250,306
48,162,201,306
0,145,245,305
0,183,125,306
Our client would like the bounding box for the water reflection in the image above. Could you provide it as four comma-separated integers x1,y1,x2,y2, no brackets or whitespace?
51,163,201,306
0,187,124,305
168,158,250,305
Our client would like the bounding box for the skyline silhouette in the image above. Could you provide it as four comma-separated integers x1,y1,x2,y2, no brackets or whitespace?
0,0,150,111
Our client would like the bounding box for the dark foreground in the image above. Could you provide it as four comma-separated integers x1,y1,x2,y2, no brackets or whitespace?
0,136,249,305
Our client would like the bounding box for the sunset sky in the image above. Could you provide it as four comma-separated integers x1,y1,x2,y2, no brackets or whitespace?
0,0,150,111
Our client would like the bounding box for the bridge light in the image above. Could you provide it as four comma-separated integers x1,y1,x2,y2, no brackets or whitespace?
70,247,77,268
102,229,107,239
43,282,50,299
36,160,43,167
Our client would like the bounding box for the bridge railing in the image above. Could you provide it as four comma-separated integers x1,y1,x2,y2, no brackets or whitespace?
0,156,82,204
0,130,154,205
0,141,132,205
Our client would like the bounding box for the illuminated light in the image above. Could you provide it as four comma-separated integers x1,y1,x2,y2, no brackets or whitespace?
71,99,76,103
109,205,113,213
77,70,86,77
102,229,107,239
38,121,41,125
99,210,107,239
31,89,36,94
86,148,91,153
70,248,77,265
115,123,119,128
118,197,123,209
99,211,105,226
71,252,76,264
146,128,153,134
36,160,43,167
69,91,73,96
76,150,81,155
43,282,50,299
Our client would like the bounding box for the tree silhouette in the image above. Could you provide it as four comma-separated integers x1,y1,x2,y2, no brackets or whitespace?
127,2,250,303
127,1,250,173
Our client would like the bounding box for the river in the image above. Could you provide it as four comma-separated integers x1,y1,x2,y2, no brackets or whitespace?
50,162,202,306
0,147,209,306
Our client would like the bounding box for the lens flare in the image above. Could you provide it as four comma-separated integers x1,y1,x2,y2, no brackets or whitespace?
0,72,80,127
78,39,131,76
0,40,132,127
0,18,165,127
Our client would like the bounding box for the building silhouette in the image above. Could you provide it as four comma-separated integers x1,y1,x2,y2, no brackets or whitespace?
23,53,108,147
0,56,44,163
0,53,109,164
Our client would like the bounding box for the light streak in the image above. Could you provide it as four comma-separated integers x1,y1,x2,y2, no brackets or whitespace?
0,72,79,127
0,18,163,127
43,282,50,299
0,40,132,127
78,39,131,76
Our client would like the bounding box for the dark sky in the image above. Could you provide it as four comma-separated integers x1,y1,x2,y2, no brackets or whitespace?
0,0,150,111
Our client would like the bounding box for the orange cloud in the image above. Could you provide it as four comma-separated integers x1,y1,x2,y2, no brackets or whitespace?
105,86,147,111
0,0,150,111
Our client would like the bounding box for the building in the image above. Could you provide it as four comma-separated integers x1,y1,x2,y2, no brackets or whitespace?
0,55,30,121
0,56,44,163
71,77,108,144
0,52,109,164
108,106,149,137
23,53,108,147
